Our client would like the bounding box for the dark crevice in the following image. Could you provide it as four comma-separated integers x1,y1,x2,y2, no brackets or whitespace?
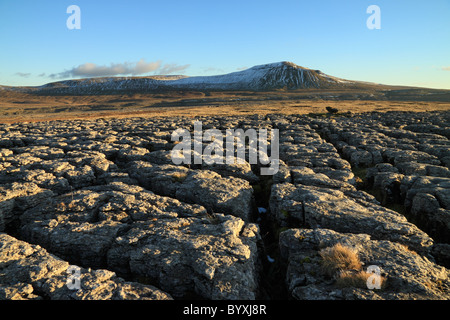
251,175,289,300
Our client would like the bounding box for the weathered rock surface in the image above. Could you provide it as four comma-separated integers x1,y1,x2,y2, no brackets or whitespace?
0,110,449,300
127,161,254,221
107,215,260,299
279,228,450,300
0,182,54,232
316,111,450,257
0,233,172,300
17,182,260,299
270,182,433,254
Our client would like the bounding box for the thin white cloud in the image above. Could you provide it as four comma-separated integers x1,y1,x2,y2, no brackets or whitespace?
160,63,191,75
49,59,189,79
15,72,31,78
134,59,162,74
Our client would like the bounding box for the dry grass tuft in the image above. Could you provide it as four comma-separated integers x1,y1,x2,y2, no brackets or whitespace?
335,270,371,288
319,243,362,277
172,171,188,182
336,270,386,289
319,243,387,290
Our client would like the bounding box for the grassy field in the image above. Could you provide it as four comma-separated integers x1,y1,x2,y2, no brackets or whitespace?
0,89,449,123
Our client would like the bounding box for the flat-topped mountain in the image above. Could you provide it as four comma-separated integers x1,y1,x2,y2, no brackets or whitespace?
1,62,449,103
0,62,364,94
161,61,352,90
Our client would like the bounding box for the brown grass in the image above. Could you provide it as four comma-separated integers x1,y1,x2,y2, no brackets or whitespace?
172,171,188,182
336,270,386,289
336,271,386,289
0,89,449,124
335,270,372,288
319,243,362,277
319,243,387,290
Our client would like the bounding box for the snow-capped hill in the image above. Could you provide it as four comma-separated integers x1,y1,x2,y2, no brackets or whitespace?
2,62,354,94
37,75,188,94
166,62,349,90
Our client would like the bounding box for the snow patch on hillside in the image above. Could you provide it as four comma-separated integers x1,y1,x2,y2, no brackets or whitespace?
1,62,354,94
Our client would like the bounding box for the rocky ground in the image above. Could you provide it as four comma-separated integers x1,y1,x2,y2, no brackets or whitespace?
0,110,449,300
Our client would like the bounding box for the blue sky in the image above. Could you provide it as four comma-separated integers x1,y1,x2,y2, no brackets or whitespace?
0,0,449,89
